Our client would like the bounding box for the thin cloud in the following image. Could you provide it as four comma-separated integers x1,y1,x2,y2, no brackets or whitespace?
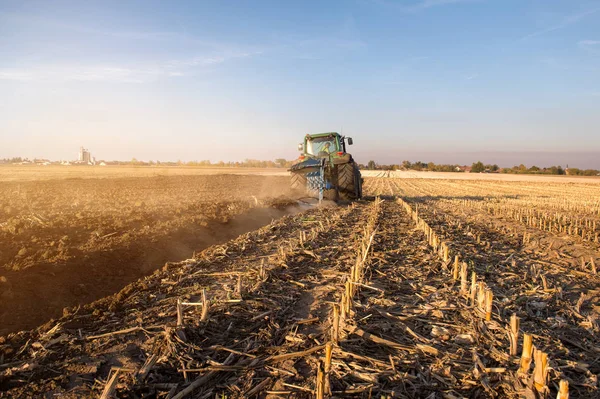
0,53,256,83
297,37,366,51
0,70,34,81
274,29,366,60
520,7,600,40
417,0,476,9
166,54,237,69
579,40,600,54
369,0,479,12
579,40,600,46
0,65,158,83
540,56,600,73
0,11,263,58
377,55,431,86
409,56,430,62
0,11,192,43
291,54,322,60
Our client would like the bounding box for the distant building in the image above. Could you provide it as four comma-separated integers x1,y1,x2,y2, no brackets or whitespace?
77,146,95,165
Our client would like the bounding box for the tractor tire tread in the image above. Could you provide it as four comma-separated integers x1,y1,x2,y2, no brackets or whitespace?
337,162,361,200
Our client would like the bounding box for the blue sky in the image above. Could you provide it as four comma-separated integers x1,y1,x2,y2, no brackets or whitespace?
1,0,599,167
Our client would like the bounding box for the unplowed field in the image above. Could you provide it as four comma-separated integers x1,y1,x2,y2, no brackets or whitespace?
1,176,599,398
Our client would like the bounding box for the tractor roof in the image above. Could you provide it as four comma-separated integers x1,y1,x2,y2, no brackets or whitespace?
306,132,341,139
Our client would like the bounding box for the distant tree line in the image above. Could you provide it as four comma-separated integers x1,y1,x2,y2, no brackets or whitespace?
0,157,55,164
470,161,499,173
124,158,294,168
498,164,599,176
499,164,565,175
0,157,28,164
563,167,600,176
3,156,599,176
361,160,600,176
361,160,469,172
0,157,295,168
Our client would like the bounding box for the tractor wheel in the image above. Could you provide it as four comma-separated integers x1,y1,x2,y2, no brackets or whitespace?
290,172,307,192
337,162,361,200
356,165,363,199
323,188,339,201
323,167,339,201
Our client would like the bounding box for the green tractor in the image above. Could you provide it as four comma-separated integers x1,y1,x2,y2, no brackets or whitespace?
289,132,362,202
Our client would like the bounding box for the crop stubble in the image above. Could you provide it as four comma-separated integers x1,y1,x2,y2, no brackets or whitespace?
0,175,599,398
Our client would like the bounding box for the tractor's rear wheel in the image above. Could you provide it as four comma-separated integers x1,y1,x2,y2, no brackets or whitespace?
323,167,339,201
323,188,338,201
337,162,362,200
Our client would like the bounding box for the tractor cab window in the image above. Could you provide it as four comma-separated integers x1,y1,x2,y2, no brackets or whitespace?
306,136,338,156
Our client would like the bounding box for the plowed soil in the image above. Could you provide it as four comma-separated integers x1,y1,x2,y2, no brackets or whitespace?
0,174,297,335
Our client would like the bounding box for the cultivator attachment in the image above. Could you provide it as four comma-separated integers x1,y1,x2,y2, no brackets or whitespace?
306,168,326,202
290,158,329,202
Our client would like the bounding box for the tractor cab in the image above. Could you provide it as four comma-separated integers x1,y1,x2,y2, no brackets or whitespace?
298,133,353,159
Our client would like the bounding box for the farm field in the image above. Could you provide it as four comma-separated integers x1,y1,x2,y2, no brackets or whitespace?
0,174,296,335
4,165,600,183
1,176,599,398
0,165,289,182
361,170,600,184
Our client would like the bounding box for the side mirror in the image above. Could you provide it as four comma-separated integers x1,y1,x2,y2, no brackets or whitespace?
347,137,353,145
298,143,303,151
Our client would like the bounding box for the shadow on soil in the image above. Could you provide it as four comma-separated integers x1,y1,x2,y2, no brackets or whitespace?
0,205,306,336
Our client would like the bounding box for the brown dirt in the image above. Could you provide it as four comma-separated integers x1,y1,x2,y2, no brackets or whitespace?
0,174,298,335
0,164,288,182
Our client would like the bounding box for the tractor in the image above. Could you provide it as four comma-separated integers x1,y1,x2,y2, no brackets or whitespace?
289,132,362,202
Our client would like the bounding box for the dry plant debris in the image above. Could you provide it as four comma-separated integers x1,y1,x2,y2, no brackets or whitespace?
1,176,599,398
